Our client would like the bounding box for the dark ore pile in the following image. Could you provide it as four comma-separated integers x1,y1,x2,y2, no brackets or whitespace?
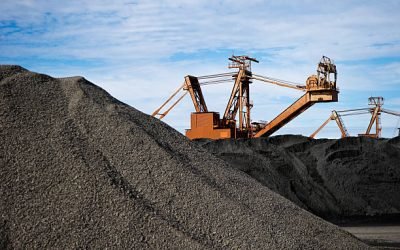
200,135,400,221
0,66,368,248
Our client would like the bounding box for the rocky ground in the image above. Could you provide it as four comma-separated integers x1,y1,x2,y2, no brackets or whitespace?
199,135,400,221
0,66,368,248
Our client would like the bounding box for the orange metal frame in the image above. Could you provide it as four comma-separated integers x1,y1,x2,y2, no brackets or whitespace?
311,97,400,139
310,110,349,138
153,56,339,140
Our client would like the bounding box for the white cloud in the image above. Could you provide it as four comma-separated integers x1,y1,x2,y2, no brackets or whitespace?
1,0,400,138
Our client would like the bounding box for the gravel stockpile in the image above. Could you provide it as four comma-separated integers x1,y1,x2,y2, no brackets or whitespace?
0,66,367,248
200,135,400,220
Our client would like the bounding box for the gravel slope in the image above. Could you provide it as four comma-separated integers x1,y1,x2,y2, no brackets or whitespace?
200,135,400,220
0,66,367,249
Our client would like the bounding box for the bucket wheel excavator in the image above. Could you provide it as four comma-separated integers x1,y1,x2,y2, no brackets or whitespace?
152,55,339,140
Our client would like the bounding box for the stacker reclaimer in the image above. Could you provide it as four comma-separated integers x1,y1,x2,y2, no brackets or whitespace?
310,97,400,139
153,55,339,140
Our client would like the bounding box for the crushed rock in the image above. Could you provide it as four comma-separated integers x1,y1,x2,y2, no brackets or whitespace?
0,66,368,249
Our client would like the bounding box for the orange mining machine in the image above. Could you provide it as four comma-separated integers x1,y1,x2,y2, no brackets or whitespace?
310,96,400,139
152,55,339,140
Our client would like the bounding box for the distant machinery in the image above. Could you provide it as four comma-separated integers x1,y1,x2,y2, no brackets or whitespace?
358,97,384,138
310,110,348,138
310,96,400,138
153,55,339,140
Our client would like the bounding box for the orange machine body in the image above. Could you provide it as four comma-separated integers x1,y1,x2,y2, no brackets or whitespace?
185,112,232,140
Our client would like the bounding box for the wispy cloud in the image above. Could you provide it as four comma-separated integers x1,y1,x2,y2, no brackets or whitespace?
1,0,399,138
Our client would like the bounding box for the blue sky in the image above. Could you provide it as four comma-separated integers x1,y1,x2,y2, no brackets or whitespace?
1,0,400,138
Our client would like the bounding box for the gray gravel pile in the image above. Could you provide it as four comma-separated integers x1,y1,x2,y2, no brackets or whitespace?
0,66,367,248
201,135,400,220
